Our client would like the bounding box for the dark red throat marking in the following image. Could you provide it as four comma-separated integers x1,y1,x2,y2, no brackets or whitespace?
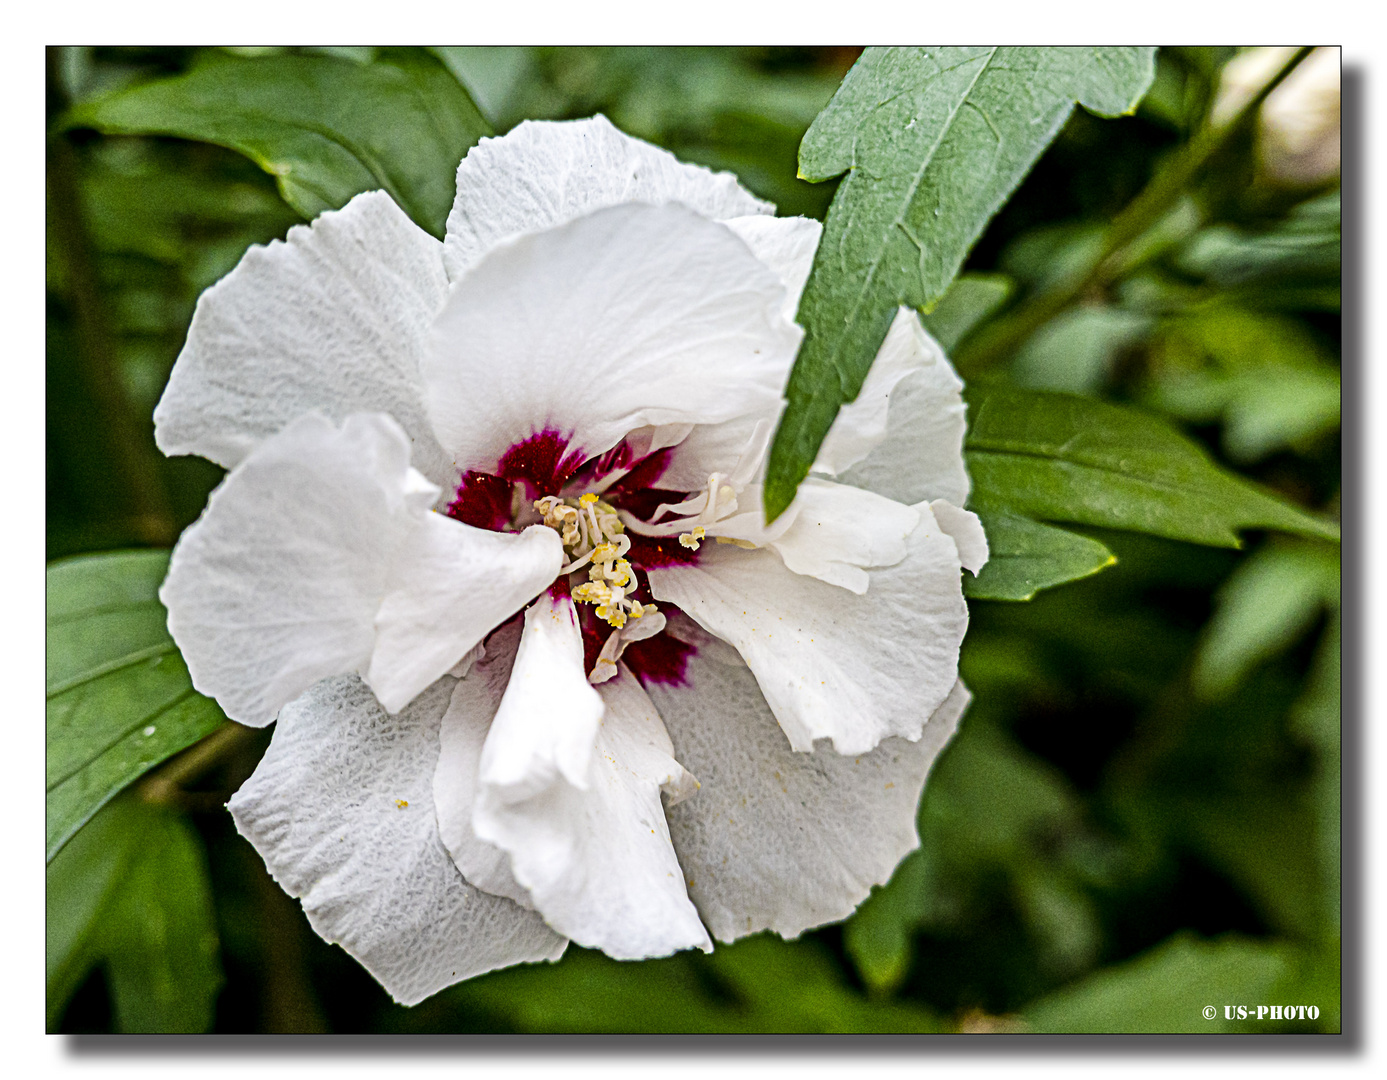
447,471,513,531
497,429,585,499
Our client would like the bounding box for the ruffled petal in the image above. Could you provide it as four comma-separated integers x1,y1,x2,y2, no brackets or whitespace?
929,499,989,575
835,321,971,507
655,305,951,500
444,114,773,280
162,413,561,727
813,308,949,479
479,592,604,798
647,501,968,755
227,675,566,1007
706,479,919,594
434,620,535,909
723,214,821,320
368,519,563,713
470,656,711,959
424,202,801,477
154,191,455,488
653,215,819,492
645,624,970,941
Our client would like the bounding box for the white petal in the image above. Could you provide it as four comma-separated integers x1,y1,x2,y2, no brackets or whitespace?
162,413,561,727
480,592,603,798
814,308,944,478
154,191,455,488
656,297,952,499
162,413,413,727
646,626,970,941
929,499,990,575
434,620,535,909
647,501,968,755
473,666,711,959
447,640,487,680
425,202,801,480
836,321,971,507
444,114,773,280
709,479,920,595
369,521,563,713
653,215,820,492
723,214,822,320
654,413,775,495
227,674,566,1007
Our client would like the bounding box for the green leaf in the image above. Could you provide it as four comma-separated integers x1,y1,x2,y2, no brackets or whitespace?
847,719,1093,991
447,936,940,1033
964,386,1340,548
1164,789,1325,941
1023,933,1294,1033
1192,539,1340,698
703,934,943,1032
764,46,1157,519
843,852,931,994
917,272,1013,352
47,797,222,1032
966,510,1117,601
1291,613,1341,932
66,49,491,238
47,550,226,862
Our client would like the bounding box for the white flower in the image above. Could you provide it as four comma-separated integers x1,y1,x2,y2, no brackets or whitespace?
1214,47,1340,186
156,116,988,1005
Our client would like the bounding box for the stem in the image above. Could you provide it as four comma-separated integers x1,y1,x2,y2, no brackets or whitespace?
955,46,1315,374
138,721,259,805
46,48,177,546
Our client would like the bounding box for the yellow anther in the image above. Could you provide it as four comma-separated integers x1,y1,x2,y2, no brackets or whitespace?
541,492,652,634
679,526,706,550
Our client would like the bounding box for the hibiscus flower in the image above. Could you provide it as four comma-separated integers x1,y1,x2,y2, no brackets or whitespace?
155,115,988,1006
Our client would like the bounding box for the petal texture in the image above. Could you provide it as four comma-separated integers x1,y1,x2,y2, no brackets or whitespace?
228,675,566,1007
465,642,710,958
652,214,819,493
162,413,561,727
814,308,952,479
836,321,971,507
647,501,968,755
444,114,773,280
154,191,454,487
647,630,970,941
724,214,821,321
369,518,563,713
710,479,920,595
425,202,801,477
929,499,990,576
479,593,603,799
434,621,535,909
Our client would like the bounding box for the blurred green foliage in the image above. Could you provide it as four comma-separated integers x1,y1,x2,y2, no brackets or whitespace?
46,46,1340,1034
